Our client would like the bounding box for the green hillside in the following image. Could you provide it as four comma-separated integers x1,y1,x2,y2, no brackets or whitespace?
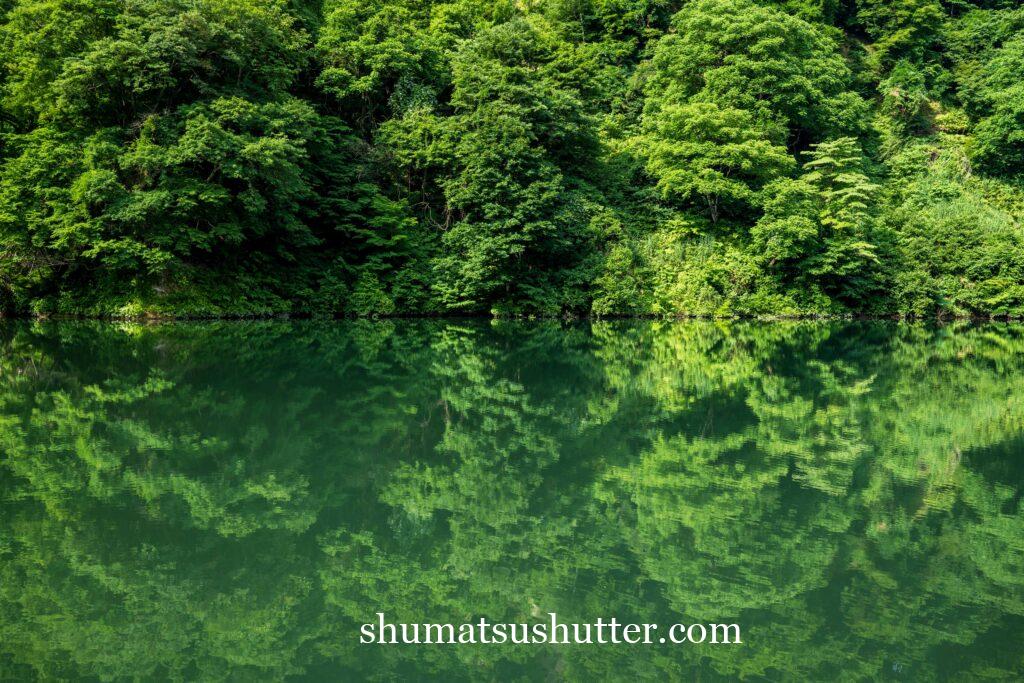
1,0,1022,318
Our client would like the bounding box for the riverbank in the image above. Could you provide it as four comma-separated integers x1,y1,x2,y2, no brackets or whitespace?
6,311,1024,323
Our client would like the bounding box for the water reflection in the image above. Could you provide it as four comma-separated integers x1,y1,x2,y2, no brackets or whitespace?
0,320,1022,680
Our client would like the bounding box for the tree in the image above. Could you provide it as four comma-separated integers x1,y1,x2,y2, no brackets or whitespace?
0,0,319,313
0,0,413,316
642,102,794,222
966,35,1024,175
753,137,881,307
856,0,944,70
315,0,449,131
422,18,600,313
644,0,864,143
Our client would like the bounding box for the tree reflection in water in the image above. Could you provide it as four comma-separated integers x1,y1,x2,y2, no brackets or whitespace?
0,320,1021,680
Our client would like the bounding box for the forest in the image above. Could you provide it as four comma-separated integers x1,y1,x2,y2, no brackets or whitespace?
0,0,1023,318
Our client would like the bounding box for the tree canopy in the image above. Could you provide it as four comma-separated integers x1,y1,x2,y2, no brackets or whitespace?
0,0,1022,317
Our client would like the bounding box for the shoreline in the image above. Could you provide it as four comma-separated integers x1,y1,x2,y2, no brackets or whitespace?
4,312,1024,323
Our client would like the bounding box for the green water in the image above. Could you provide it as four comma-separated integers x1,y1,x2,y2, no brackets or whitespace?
0,320,1022,681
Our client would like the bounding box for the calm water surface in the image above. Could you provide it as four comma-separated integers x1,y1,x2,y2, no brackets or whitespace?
0,320,1022,681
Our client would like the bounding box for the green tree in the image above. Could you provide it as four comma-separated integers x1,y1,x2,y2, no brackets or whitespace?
0,0,324,314
856,0,944,70
753,137,881,307
315,0,449,131
642,102,794,222
425,18,600,313
644,0,864,142
966,35,1024,175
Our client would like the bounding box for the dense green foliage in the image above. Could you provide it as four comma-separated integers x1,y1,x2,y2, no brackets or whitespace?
1,320,1023,679
0,0,1023,317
